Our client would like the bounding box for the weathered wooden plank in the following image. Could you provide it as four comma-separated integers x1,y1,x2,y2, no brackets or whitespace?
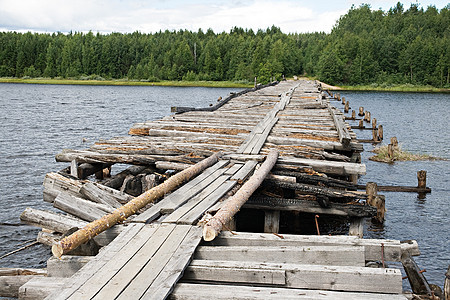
88,224,178,300
45,223,145,300
0,275,43,298
162,175,231,223
137,226,203,300
43,172,84,203
53,193,110,222
230,160,258,181
47,256,93,278
209,232,403,262
20,207,87,234
277,157,366,175
194,245,365,266
186,260,403,294
108,225,191,299
177,180,237,225
79,182,129,209
249,117,279,154
19,277,68,300
170,283,408,300
223,162,243,175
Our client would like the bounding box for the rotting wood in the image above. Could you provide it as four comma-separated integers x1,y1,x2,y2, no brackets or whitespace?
80,182,131,208
402,254,432,296
52,152,221,258
203,150,279,241
43,172,84,203
0,275,43,298
20,207,87,234
19,277,68,300
444,265,449,300
47,255,92,277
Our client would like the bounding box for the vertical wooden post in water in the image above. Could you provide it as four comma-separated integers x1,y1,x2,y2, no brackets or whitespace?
358,106,364,116
341,96,346,104
365,111,371,122
417,170,427,189
372,128,379,142
366,182,378,206
444,265,450,300
374,195,385,223
70,160,78,178
378,125,384,140
337,93,340,101
351,110,356,120
344,101,349,113
372,118,377,129
388,144,394,160
359,119,364,129
391,136,399,149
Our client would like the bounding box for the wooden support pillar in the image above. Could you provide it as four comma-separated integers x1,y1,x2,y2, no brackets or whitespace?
264,210,280,233
391,136,399,149
372,128,379,142
351,110,356,120
349,174,358,184
341,96,346,105
344,101,349,113
373,195,385,223
349,217,364,238
372,118,377,129
358,106,364,116
364,111,371,122
388,144,394,160
366,182,378,206
359,119,364,128
337,93,340,101
378,125,384,140
417,170,427,189
70,160,78,178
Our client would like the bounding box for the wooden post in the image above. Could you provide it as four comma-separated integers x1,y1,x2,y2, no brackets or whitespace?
203,150,279,241
358,119,364,128
70,160,78,178
52,152,221,258
378,125,384,140
391,137,399,149
344,101,349,113
372,128,379,142
387,144,394,160
365,111,371,122
337,93,340,101
417,170,427,189
254,77,257,88
372,118,377,129
351,110,356,120
341,96,346,105
358,106,364,116
402,255,432,295
444,265,449,300
349,217,364,238
366,182,378,206
374,195,385,223
264,210,280,233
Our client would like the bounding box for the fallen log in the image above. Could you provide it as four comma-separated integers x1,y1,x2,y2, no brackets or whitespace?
80,182,132,208
52,152,221,258
271,170,357,190
20,207,87,234
203,150,278,241
43,172,84,203
53,193,112,222
0,276,45,298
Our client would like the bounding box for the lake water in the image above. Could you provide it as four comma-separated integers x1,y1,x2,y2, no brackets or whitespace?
0,84,448,290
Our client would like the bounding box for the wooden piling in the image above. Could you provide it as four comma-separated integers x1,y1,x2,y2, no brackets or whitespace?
344,101,349,113
374,195,385,223
391,137,399,149
372,118,377,129
359,119,364,129
378,125,384,140
341,96,346,105
337,93,341,101
445,265,449,300
387,144,394,160
351,110,356,120
372,128,379,142
366,182,378,206
417,170,427,189
358,107,364,116
365,111,371,122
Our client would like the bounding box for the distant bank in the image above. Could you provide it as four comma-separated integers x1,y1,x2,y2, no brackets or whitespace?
1,77,449,93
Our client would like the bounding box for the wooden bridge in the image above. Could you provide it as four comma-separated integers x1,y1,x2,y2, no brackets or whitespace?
13,80,421,299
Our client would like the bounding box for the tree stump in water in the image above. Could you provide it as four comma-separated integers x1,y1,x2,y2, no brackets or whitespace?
417,170,427,189
391,137,399,150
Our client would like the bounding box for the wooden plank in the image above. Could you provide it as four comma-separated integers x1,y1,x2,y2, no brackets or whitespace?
79,182,127,209
230,160,258,181
194,245,365,266
53,193,110,222
277,157,366,176
250,117,279,154
88,224,178,300
209,232,403,262
170,283,408,300
111,225,192,299
186,260,403,294
19,277,67,300
264,210,280,233
46,223,145,300
162,175,231,223
223,163,243,175
177,180,237,225
132,161,228,223
138,226,203,300
47,256,92,278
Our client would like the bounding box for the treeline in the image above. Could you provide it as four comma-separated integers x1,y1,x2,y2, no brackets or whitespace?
0,3,449,87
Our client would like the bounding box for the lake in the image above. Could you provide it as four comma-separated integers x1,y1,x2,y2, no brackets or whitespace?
0,83,448,289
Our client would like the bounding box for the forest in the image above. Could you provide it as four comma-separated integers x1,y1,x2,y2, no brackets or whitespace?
0,3,449,87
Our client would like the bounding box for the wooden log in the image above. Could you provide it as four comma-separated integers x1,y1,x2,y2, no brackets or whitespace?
37,231,61,246
203,150,279,241
277,157,366,176
358,106,364,116
52,152,221,258
417,170,427,189
328,105,351,146
402,254,432,295
264,210,280,233
43,172,84,203
53,193,111,222
101,165,152,189
20,207,87,234
272,170,357,190
156,161,191,171
356,184,431,193
0,268,46,276
244,197,376,217
445,265,450,300
141,174,159,192
80,182,132,208
378,124,384,140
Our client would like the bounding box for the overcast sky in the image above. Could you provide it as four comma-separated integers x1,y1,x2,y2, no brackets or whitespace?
0,0,448,34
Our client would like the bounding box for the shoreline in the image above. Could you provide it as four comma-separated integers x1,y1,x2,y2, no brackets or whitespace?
1,77,449,93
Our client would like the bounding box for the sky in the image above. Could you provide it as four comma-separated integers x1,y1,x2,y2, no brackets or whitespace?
0,0,448,34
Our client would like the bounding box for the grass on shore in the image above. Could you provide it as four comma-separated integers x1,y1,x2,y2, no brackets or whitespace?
369,144,440,163
0,77,253,88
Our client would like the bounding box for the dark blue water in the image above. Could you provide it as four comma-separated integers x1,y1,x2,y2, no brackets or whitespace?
338,91,449,289
0,83,239,269
0,84,448,290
